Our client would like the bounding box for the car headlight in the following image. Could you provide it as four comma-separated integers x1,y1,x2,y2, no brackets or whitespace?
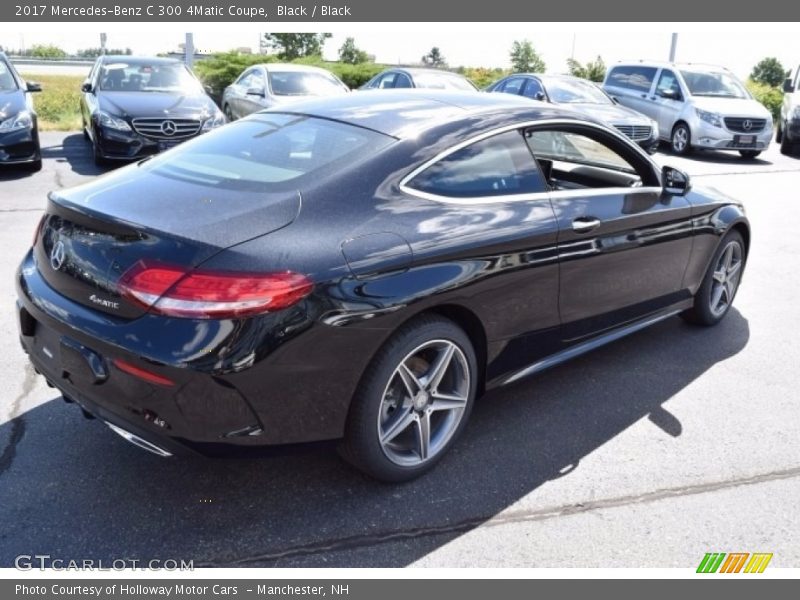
96,111,131,132
649,119,659,135
695,108,722,128
201,111,226,132
0,111,33,133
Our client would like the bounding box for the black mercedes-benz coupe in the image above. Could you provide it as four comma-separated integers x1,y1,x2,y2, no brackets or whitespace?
0,51,42,171
17,91,749,481
80,55,225,165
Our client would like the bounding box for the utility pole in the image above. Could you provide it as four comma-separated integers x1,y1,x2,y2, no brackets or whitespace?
669,33,678,62
100,33,107,55
185,33,194,68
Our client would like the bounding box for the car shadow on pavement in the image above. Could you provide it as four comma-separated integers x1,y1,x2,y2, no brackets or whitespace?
0,310,749,568
41,133,111,177
662,147,773,165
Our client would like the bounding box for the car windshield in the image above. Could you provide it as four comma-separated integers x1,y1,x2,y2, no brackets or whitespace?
679,69,750,99
98,62,202,93
413,72,477,91
268,71,347,96
140,113,393,192
0,62,18,91
544,78,613,104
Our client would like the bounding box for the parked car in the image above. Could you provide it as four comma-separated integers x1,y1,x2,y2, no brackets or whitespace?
0,51,42,171
221,63,349,121
80,55,225,166
17,91,749,481
777,66,800,156
603,62,772,158
360,67,478,91
486,73,659,153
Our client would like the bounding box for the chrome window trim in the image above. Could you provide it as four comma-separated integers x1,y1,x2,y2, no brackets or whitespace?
399,118,660,206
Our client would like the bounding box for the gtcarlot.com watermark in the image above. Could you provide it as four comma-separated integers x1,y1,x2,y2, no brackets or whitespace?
15,554,194,571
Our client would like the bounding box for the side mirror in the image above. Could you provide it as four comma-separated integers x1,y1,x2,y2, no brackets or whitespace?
534,91,546,101
659,88,681,101
783,78,794,93
662,166,691,196
81,82,93,93
26,81,42,93
246,87,265,97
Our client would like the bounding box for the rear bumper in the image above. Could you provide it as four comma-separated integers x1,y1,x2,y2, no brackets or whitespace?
15,249,380,454
0,127,40,164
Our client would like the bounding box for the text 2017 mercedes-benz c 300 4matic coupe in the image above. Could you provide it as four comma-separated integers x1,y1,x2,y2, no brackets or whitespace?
16,91,750,481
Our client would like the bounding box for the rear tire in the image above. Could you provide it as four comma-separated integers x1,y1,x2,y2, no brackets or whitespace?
671,122,691,155
780,125,794,156
681,230,745,327
339,315,478,482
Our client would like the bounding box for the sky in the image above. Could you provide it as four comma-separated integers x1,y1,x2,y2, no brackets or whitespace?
2,23,798,80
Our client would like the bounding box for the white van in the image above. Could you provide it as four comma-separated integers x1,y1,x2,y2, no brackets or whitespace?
603,62,773,159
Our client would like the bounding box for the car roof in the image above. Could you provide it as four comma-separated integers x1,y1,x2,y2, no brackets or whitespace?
260,63,332,73
101,55,182,65
611,61,732,72
269,89,591,138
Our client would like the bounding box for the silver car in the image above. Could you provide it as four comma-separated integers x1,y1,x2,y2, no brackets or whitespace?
486,73,660,153
222,63,349,120
603,62,773,159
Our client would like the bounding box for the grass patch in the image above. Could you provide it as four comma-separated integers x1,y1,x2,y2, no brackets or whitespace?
21,73,83,131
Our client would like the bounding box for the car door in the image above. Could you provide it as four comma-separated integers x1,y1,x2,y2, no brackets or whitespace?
400,128,562,377
604,65,659,119
652,68,685,139
228,69,253,118
524,123,694,341
238,68,268,117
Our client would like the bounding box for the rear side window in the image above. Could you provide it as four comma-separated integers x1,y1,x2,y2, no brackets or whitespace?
406,130,547,199
607,65,657,92
142,113,393,192
499,77,526,95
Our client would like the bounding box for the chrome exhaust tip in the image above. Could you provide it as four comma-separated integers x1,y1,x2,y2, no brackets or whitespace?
105,422,173,457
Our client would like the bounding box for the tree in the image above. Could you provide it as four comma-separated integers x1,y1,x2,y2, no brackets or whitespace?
422,47,447,68
338,37,369,64
509,40,545,73
29,44,67,59
566,55,606,82
262,33,332,60
750,57,786,88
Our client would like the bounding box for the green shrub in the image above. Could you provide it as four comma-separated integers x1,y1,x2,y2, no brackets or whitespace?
22,73,83,131
194,52,278,98
746,80,782,122
194,52,386,96
457,67,509,89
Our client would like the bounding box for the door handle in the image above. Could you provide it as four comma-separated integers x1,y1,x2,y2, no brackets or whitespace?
572,217,601,233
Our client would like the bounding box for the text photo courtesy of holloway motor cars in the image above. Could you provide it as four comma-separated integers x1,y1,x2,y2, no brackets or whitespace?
0,14,799,579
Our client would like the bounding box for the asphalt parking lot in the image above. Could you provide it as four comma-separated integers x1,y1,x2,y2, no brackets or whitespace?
0,132,798,568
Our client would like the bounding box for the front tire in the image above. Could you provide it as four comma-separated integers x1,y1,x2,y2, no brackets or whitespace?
780,123,794,156
671,122,691,155
739,150,761,159
682,230,745,326
339,315,478,482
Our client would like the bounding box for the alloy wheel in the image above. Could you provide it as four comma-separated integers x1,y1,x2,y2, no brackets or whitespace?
709,240,743,317
672,126,689,153
377,339,470,467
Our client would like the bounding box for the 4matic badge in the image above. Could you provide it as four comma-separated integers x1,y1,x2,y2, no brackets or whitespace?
89,294,120,310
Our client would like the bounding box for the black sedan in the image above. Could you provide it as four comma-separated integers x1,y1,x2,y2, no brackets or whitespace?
80,55,225,165
0,51,42,171
17,91,749,481
487,73,660,153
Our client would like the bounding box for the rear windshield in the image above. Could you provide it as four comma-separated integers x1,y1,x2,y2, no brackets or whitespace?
0,62,18,91
268,71,347,96
141,113,393,191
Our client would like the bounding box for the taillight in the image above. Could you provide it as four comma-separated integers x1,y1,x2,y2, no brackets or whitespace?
118,261,313,319
112,358,175,387
32,215,46,247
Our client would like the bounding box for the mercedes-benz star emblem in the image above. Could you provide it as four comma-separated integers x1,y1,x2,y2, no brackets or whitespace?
160,120,177,136
742,120,753,131
50,240,66,271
